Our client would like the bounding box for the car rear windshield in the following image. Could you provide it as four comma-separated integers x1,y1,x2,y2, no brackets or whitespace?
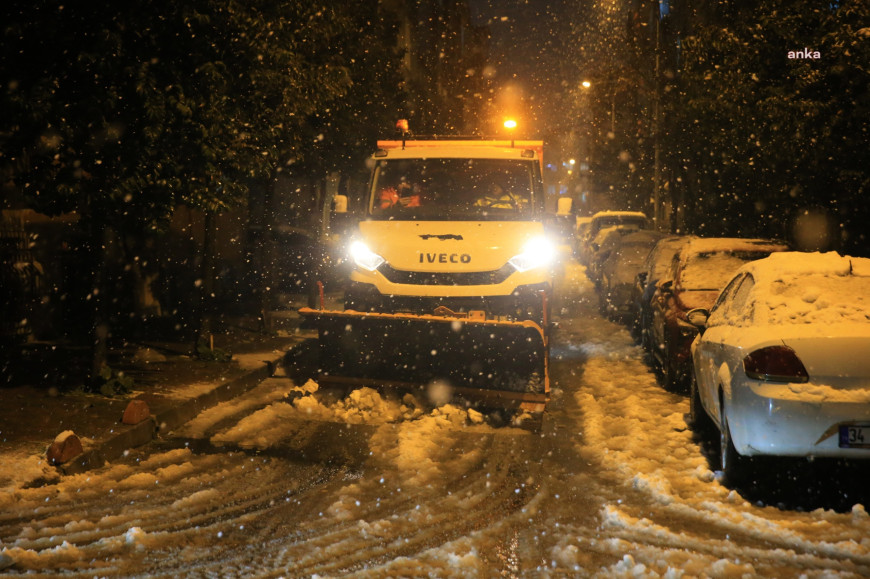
680,251,773,290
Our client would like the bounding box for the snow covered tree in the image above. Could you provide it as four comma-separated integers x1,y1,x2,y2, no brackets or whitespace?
565,0,660,214
0,1,399,381
669,0,870,252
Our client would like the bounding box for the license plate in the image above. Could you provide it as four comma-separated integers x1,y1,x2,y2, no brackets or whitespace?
839,425,870,448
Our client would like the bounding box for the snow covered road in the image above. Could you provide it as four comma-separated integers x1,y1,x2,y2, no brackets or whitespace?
2,263,870,577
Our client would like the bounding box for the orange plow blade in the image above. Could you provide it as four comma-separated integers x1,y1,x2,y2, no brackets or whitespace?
298,307,549,413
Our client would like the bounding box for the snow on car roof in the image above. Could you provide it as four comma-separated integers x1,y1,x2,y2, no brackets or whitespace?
591,210,647,221
678,237,789,290
648,236,692,274
618,230,665,245
575,216,593,231
592,224,635,243
681,237,788,256
745,250,870,280
739,252,870,325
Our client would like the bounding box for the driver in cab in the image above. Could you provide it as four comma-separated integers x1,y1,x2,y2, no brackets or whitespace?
475,180,525,210
379,180,421,209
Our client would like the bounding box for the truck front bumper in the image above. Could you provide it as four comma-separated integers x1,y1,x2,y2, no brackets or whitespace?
343,281,552,321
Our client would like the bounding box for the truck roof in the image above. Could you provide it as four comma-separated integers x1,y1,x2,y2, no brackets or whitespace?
375,140,544,170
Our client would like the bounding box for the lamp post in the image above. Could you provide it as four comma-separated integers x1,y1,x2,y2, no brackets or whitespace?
579,70,661,227
652,5,663,232
579,79,609,135
575,82,593,212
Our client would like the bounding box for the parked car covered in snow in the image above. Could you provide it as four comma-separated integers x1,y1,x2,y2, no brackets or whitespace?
586,224,648,287
688,252,870,483
573,216,593,258
633,235,693,348
598,230,666,321
648,237,789,391
577,210,648,266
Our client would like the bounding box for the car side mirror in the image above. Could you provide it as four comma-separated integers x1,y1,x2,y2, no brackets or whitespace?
686,308,709,330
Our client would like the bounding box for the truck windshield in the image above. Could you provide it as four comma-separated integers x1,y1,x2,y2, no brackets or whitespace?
369,158,540,220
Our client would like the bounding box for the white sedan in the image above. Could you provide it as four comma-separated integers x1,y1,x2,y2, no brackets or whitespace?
688,251,870,482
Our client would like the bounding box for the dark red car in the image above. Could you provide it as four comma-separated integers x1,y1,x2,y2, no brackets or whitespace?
648,237,789,391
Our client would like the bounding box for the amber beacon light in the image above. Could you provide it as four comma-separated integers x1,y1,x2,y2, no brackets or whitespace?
503,119,517,147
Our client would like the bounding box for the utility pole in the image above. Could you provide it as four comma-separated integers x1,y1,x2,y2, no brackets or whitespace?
652,2,663,231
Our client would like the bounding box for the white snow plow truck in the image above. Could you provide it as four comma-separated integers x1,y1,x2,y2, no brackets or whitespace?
299,132,555,413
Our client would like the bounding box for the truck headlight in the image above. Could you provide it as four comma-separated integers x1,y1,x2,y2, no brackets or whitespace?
349,241,385,271
508,236,556,273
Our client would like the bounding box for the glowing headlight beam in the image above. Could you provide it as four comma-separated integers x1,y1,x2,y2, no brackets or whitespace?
508,236,556,273
350,241,386,272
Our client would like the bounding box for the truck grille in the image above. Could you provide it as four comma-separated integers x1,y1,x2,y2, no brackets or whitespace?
379,263,515,286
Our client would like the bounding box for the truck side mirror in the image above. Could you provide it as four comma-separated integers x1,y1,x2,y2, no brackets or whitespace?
333,194,348,214
329,194,356,237
556,197,573,216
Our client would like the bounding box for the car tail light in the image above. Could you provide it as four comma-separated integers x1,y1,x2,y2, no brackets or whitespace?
743,345,809,383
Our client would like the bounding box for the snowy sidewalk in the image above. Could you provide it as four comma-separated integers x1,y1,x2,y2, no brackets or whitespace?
0,325,309,493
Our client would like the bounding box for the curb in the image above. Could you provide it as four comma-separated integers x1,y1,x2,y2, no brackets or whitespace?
60,362,277,475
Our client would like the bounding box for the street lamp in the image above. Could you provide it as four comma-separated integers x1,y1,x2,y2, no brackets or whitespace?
503,119,517,147
581,77,627,134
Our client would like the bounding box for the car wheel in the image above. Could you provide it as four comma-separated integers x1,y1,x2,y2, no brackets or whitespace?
662,353,675,388
598,289,610,317
661,341,680,391
661,339,689,393
640,315,651,351
719,408,749,485
629,314,641,342
689,374,715,438
672,365,689,394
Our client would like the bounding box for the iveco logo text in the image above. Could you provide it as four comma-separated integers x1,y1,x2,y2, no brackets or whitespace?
419,252,471,264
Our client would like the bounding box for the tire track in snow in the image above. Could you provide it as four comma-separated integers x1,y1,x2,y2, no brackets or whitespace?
6,261,870,576
566,262,870,576
205,413,541,577
1,388,544,576
0,448,341,576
